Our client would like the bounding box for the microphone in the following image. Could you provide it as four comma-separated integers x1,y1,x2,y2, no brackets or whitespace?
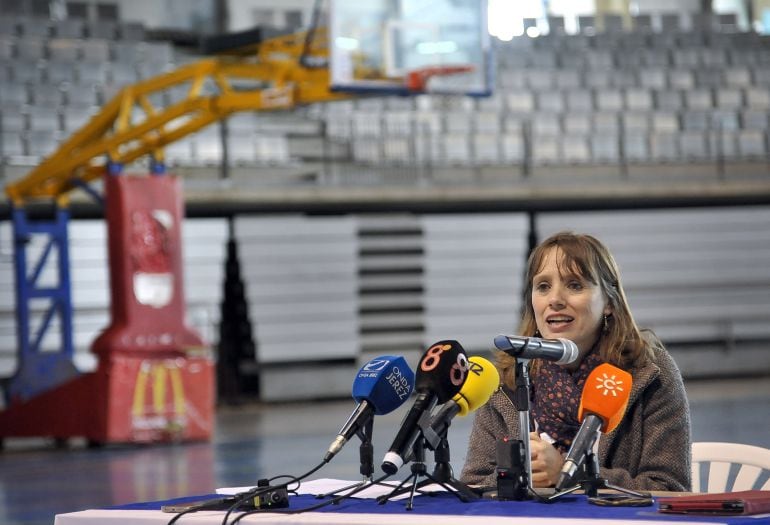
555,363,633,490
494,335,579,365
325,355,415,462
381,340,469,475
423,355,500,448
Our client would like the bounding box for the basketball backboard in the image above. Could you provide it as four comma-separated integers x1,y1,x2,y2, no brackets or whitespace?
329,0,492,96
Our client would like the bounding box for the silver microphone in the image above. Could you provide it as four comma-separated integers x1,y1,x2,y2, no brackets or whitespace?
494,335,578,365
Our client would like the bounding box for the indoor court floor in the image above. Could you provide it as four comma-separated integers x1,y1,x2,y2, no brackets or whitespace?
1,376,769,525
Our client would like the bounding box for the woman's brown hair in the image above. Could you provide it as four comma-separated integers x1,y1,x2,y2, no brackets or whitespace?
497,231,657,389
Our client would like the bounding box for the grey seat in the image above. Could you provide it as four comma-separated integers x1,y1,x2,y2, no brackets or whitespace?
622,112,650,134
531,135,561,165
637,68,667,89
27,106,61,131
46,61,78,84
679,131,711,160
47,38,81,62
624,88,653,111
565,90,593,112
684,89,714,111
737,131,767,158
52,18,85,38
711,110,740,132
64,84,99,108
650,132,680,161
555,69,581,90
500,132,525,164
741,110,769,131
723,67,752,88
61,107,97,133
563,113,591,134
682,111,710,131
654,90,684,111
745,88,770,109
9,59,42,83
715,89,743,110
651,112,680,133
631,14,653,32
0,107,27,131
594,89,623,111
227,134,256,165
669,70,695,90
709,131,738,159
622,133,649,162
17,17,50,38
86,21,118,40
473,134,501,165
0,131,26,157
26,130,59,157
536,91,565,112
474,112,501,134
31,84,63,107
118,22,146,41
442,133,472,166
80,40,110,62
0,82,28,107
15,36,46,61
561,135,590,163
590,134,620,163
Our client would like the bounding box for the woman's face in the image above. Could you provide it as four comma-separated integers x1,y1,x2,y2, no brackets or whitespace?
531,247,610,360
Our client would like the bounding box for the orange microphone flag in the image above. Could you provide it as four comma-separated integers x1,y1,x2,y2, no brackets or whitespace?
577,363,632,433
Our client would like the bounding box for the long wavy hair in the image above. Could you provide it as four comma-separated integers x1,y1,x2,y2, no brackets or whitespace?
498,231,657,389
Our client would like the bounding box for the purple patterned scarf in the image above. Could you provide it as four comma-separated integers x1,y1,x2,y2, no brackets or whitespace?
530,349,605,453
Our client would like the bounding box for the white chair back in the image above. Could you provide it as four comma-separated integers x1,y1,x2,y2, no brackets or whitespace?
692,442,770,493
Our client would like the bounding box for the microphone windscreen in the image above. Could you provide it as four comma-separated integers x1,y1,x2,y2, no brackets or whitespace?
415,340,468,403
452,356,500,416
578,363,632,433
352,355,414,415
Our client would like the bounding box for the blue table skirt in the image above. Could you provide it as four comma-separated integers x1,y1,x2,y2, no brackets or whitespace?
115,491,770,524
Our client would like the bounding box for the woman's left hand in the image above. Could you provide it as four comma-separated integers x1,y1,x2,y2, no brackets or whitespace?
529,432,564,487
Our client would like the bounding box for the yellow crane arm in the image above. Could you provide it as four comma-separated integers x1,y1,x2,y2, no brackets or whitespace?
5,29,352,207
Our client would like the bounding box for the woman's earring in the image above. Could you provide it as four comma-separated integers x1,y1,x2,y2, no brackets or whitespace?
603,314,610,333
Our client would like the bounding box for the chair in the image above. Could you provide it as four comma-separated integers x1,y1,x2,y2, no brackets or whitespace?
692,442,770,493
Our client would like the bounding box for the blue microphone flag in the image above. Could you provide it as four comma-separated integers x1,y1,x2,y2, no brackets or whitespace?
352,355,414,415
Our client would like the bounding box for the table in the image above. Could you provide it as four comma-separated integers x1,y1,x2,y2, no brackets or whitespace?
54,480,770,525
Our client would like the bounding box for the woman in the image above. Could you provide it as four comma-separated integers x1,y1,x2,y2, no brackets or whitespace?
460,231,691,491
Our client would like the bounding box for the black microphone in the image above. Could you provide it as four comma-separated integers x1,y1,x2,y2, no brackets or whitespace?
494,335,578,365
380,340,469,475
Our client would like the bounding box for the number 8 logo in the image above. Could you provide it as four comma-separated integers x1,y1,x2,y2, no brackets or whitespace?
420,343,450,372
450,353,469,386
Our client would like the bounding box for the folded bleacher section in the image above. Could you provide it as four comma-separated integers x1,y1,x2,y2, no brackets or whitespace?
2,12,769,188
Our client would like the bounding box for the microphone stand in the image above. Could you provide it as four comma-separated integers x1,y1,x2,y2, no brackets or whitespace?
507,357,535,499
317,418,383,499
425,433,479,502
376,418,477,509
548,450,649,501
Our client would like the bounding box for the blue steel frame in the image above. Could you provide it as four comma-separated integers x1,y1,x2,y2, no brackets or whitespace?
6,206,78,403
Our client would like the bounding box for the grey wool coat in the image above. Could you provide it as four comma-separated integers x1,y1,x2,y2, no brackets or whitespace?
459,346,692,492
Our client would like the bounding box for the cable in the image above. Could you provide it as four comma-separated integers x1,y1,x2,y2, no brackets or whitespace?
218,460,329,525
229,473,392,524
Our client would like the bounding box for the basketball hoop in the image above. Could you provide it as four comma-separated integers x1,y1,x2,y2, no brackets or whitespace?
404,65,475,93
